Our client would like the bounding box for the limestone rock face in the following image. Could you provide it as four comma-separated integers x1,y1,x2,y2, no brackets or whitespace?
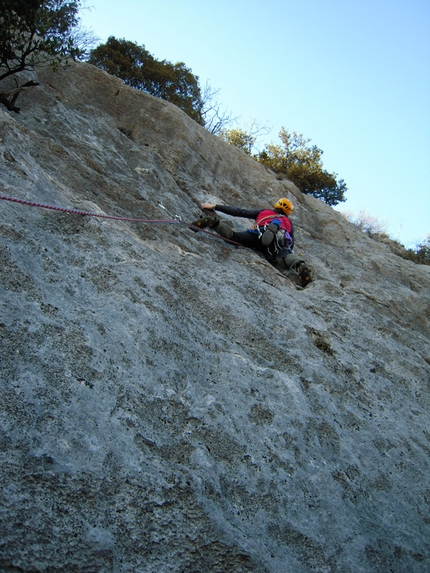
1,63,429,573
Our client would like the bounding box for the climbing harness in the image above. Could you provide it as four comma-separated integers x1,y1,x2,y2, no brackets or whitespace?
0,195,243,247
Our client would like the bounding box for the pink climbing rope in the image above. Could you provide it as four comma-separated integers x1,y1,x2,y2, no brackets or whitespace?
0,194,243,246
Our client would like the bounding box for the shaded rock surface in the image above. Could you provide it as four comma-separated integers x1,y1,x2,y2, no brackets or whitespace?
1,62,429,572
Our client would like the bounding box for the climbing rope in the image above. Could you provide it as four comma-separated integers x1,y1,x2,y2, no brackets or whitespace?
0,194,243,246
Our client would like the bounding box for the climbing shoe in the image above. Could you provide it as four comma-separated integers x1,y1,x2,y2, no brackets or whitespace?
261,223,279,246
296,262,312,287
190,215,219,232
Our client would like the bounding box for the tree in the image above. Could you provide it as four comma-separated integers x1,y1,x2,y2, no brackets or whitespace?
257,129,347,206
199,81,237,134
88,36,204,125
414,237,430,265
220,127,256,155
0,0,84,112
219,121,271,155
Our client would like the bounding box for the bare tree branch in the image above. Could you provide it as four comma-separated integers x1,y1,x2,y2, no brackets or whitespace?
0,80,39,112
200,81,239,134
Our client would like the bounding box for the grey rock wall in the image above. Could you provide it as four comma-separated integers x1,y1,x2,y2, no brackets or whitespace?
0,62,429,572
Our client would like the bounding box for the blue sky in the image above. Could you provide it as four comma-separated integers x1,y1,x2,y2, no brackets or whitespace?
80,0,430,247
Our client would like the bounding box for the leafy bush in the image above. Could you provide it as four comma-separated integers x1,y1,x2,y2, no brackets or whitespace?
219,128,257,155
0,0,84,111
402,238,430,265
88,36,204,125
257,129,347,206
221,127,347,206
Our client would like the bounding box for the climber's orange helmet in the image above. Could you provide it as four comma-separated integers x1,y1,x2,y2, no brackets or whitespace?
274,198,294,216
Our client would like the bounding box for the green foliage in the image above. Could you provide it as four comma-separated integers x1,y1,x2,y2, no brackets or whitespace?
221,127,347,205
415,238,430,264
219,122,271,154
402,238,430,265
88,36,204,125
219,128,256,155
257,129,347,206
0,0,83,111
0,0,83,78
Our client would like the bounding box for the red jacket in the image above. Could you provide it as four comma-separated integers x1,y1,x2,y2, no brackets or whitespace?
255,210,292,234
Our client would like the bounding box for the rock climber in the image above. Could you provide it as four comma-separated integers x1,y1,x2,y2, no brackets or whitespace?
191,198,312,288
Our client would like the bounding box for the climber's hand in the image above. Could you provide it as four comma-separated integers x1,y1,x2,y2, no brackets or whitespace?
201,202,216,210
